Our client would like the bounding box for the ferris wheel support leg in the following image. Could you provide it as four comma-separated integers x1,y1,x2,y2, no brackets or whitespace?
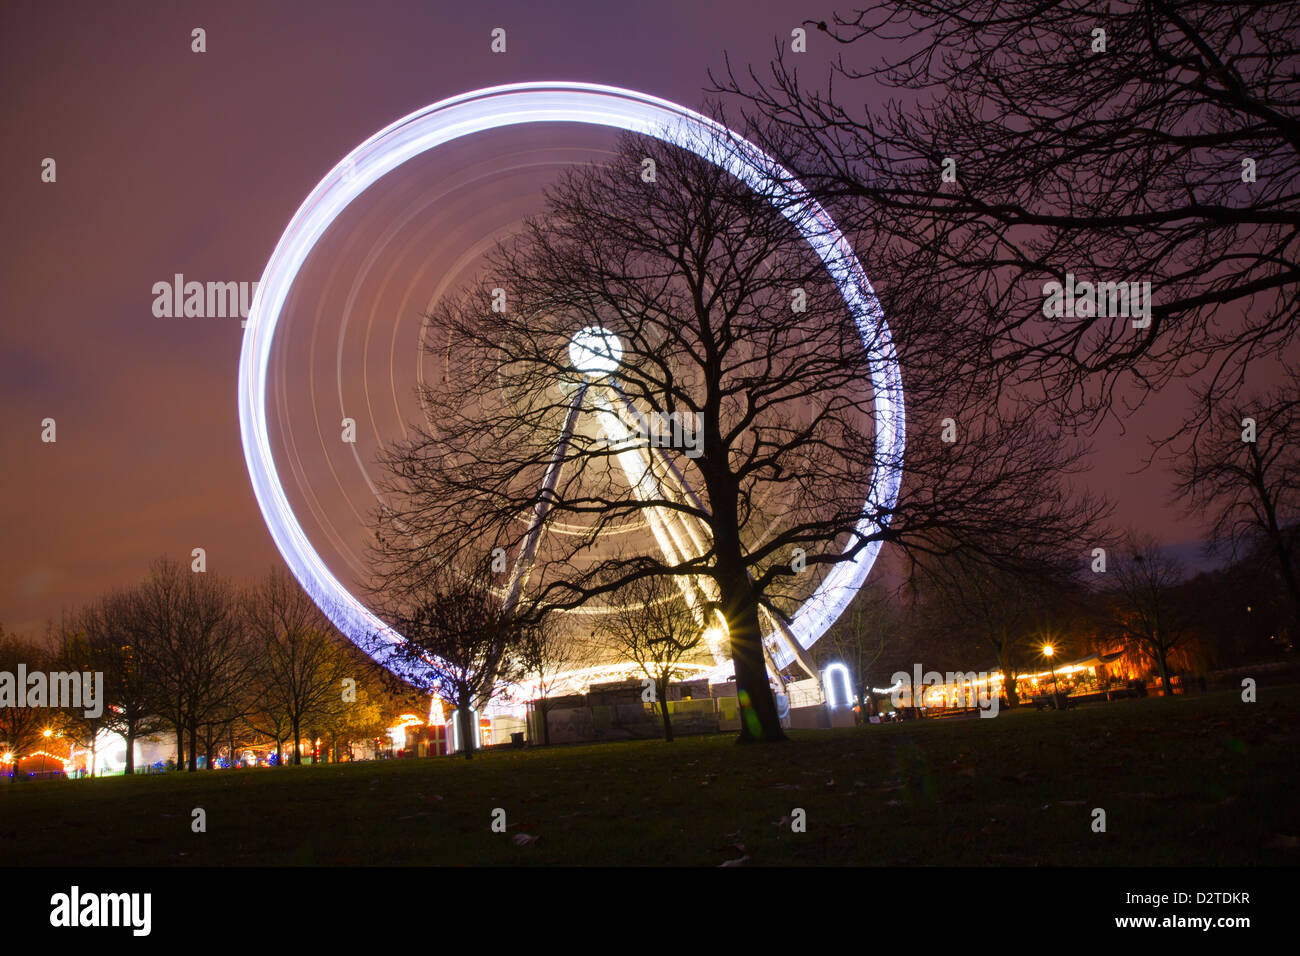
596,395,717,612
638,432,822,685
762,606,821,683
762,639,787,696
503,383,588,615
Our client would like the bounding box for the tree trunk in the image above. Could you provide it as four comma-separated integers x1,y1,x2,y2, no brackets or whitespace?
1156,648,1171,697
658,677,674,742
1000,650,1020,708
458,702,475,760
541,700,551,746
706,459,785,743
124,726,136,775
175,725,185,771
187,724,198,771
727,594,786,742
292,717,302,765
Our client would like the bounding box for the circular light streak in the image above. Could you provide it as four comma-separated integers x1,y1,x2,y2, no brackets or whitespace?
238,81,906,685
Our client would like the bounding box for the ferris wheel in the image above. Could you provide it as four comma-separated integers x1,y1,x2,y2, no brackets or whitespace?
237,82,906,700
495,323,837,693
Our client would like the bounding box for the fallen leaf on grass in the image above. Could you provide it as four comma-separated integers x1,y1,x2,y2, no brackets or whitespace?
719,855,750,867
512,833,540,847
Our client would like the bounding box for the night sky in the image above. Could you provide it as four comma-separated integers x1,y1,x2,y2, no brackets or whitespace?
0,0,1210,637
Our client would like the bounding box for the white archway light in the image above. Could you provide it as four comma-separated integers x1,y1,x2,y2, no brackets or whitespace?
237,82,906,686
822,662,855,709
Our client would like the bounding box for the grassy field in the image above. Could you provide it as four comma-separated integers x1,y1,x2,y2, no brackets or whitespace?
3,686,1296,866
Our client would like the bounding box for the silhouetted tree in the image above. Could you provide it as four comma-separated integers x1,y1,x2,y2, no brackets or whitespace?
246,567,355,766
134,557,254,771
597,574,707,743
1175,368,1300,636
1109,533,1193,695
716,1,1300,426
74,590,165,774
371,559,522,760
0,628,52,779
374,133,1106,744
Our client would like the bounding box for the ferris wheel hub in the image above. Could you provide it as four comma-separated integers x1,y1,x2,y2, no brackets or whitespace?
568,326,623,375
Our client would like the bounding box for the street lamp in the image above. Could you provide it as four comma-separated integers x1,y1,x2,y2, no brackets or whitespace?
1042,644,1063,708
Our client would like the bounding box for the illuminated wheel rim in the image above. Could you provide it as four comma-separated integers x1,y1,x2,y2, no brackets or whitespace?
237,81,906,685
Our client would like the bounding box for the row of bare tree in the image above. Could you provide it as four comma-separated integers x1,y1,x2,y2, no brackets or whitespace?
709,0,1300,702
816,528,1295,709
2,559,418,776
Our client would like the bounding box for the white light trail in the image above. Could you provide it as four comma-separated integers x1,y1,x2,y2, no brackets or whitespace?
238,82,905,686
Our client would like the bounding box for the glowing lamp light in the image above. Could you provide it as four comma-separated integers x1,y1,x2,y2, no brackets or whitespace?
237,82,905,685
1042,644,1055,657
822,662,853,709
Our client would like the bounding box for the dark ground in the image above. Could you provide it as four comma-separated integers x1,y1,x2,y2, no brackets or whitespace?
2,686,1295,866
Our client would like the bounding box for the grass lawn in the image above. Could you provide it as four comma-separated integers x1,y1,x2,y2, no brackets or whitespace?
3,686,1296,866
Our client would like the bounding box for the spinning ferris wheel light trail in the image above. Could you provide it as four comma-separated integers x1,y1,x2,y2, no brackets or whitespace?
237,81,906,696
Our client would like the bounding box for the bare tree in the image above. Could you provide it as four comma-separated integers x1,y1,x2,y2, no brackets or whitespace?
597,574,707,743
0,628,52,780
134,557,254,771
715,1,1300,427
1175,368,1300,634
370,559,521,760
246,694,293,767
917,544,1091,707
246,567,355,766
74,589,165,774
373,132,1106,743
1109,533,1192,695
53,624,111,775
513,611,588,747
315,673,390,762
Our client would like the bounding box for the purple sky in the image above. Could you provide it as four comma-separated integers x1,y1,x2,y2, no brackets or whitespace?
0,0,1211,636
